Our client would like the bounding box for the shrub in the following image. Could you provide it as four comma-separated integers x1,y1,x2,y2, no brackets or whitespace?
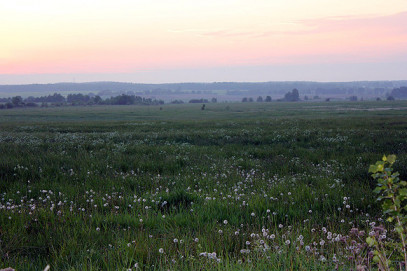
367,155,407,270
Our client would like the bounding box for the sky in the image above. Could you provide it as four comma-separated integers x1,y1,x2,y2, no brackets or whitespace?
0,0,406,84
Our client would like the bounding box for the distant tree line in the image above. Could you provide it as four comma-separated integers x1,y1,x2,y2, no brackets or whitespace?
2,81,403,97
170,100,184,104
390,86,407,99
103,94,163,105
189,98,209,103
283,89,300,102
242,96,272,103
241,89,300,103
0,93,164,109
25,93,66,103
187,98,217,103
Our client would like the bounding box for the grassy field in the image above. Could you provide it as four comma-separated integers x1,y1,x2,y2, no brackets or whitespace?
1,101,407,270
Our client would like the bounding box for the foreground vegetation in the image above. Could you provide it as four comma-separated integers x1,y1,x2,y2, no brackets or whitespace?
1,101,407,270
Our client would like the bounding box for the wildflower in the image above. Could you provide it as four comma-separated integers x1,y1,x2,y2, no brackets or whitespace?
285,240,291,245
159,248,164,254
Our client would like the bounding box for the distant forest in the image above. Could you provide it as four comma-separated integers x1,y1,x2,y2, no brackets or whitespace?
1,82,406,109
1,85,406,110
390,86,407,98
1,81,406,98
0,94,164,109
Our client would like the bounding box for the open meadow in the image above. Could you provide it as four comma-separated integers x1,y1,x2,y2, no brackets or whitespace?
1,101,407,270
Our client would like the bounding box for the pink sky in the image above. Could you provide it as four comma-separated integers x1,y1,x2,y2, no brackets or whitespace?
0,0,406,83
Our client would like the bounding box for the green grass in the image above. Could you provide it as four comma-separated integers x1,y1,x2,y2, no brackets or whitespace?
1,101,407,270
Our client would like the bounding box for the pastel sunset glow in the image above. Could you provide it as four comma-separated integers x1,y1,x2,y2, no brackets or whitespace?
1,0,407,83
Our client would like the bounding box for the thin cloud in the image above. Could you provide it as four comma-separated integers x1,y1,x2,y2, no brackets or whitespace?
168,28,220,33
283,11,407,35
168,28,256,38
179,12,407,39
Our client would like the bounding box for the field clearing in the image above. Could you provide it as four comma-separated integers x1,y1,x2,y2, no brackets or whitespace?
1,101,407,270
1,101,407,123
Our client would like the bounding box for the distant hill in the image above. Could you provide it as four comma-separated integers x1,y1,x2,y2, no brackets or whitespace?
1,81,406,99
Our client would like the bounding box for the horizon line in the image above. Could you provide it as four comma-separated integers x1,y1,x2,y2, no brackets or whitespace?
1,79,407,86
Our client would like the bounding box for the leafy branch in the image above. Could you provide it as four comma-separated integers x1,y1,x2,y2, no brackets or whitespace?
367,155,407,270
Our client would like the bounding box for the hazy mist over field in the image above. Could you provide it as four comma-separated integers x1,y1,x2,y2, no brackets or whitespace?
1,61,407,85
